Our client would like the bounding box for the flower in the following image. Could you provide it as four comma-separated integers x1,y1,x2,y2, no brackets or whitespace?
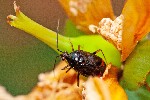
25,63,127,100
59,0,150,61
6,0,150,100
0,61,127,100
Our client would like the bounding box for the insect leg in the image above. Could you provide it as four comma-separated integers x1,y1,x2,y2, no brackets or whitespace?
53,56,60,70
93,49,107,64
77,72,80,87
61,65,69,70
61,65,71,73
66,67,72,73
53,55,60,76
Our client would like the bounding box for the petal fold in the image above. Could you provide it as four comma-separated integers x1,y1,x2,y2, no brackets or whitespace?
122,0,150,61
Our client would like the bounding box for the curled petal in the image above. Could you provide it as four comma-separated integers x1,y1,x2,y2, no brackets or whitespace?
83,77,111,100
103,67,127,100
59,0,115,33
84,67,127,100
122,0,150,61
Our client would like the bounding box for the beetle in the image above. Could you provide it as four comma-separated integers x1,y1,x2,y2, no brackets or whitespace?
54,21,107,86
54,32,107,86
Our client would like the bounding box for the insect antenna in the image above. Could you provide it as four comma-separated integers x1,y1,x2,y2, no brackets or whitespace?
53,19,62,75
93,49,108,64
56,19,63,53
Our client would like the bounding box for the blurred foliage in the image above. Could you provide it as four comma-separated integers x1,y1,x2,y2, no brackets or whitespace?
0,39,58,95
121,39,150,90
63,20,85,37
126,86,150,100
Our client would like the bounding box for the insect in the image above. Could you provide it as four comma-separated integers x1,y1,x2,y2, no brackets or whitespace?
54,32,107,86
54,20,107,86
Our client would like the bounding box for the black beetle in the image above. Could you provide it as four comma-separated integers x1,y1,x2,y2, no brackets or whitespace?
54,32,107,86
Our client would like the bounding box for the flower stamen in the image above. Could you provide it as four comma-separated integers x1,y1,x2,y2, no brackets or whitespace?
89,15,124,51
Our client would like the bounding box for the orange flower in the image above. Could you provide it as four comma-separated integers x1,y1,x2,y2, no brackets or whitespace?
0,61,127,100
6,2,127,99
22,62,127,100
27,62,127,100
59,0,150,61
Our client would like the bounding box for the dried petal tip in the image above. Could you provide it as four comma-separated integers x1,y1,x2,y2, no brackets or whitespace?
7,15,17,25
7,1,20,25
13,1,20,13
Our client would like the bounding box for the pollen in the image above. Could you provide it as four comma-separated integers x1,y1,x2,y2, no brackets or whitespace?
89,15,124,51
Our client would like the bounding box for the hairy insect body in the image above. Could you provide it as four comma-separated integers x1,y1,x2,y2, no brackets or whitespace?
64,50,106,77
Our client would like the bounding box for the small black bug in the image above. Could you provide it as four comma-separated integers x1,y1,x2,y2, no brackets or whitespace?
54,21,107,86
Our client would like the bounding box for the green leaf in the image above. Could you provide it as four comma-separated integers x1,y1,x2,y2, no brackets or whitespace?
126,86,150,100
121,40,150,90
63,20,85,37
146,74,150,88
0,43,57,95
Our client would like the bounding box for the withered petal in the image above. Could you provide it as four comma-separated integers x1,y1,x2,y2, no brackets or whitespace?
122,0,150,61
59,0,115,33
84,67,127,100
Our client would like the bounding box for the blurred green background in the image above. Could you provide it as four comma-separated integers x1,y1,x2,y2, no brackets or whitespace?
0,0,124,96
0,0,67,95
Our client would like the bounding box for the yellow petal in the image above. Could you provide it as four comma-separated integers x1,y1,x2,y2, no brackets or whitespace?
122,0,150,61
103,67,127,100
84,67,127,100
59,0,115,33
83,77,111,100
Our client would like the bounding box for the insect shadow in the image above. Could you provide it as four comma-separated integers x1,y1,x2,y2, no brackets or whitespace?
53,32,109,87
